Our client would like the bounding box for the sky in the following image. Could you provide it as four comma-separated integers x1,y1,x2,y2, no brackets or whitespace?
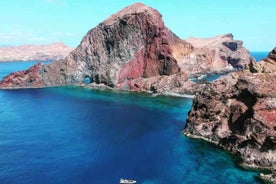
0,0,275,51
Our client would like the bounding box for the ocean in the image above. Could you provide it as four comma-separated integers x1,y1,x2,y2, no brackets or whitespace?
0,61,261,184
250,51,269,61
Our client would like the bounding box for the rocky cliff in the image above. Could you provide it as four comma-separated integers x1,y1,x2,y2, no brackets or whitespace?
0,3,252,94
185,34,253,75
0,42,73,62
184,48,276,183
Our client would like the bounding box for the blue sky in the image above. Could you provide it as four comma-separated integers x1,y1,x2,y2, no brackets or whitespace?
0,0,275,51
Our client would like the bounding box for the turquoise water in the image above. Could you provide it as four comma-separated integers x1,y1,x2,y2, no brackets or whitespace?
0,62,260,183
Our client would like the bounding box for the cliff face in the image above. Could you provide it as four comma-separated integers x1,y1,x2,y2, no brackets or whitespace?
0,43,73,62
184,48,276,182
0,3,252,92
69,3,183,87
184,34,252,75
0,3,184,89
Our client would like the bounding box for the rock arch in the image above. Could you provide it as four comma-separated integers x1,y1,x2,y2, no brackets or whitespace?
84,76,92,84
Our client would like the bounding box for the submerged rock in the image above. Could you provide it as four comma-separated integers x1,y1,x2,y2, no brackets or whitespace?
0,3,252,95
184,48,276,183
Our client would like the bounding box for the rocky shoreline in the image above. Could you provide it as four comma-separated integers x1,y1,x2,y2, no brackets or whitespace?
183,48,276,183
0,2,274,183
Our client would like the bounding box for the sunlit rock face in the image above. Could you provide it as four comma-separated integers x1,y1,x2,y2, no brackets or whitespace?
0,3,182,88
0,3,252,93
183,34,253,75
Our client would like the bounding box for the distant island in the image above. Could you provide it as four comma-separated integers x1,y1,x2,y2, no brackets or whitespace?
0,42,73,62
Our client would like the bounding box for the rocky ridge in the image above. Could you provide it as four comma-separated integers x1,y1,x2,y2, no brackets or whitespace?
0,3,252,94
184,48,276,183
0,42,73,62
185,34,252,75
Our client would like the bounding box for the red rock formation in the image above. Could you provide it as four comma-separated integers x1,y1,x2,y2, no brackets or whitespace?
0,64,45,87
184,48,276,183
0,43,73,62
0,3,252,93
0,3,185,90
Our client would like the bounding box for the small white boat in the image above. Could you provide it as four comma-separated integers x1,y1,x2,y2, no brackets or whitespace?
120,178,137,184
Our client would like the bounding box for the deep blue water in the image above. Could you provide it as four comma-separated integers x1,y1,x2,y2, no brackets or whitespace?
250,51,269,61
0,62,260,183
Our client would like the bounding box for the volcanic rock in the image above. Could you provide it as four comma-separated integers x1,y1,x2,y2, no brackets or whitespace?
0,3,252,94
184,48,276,183
184,34,253,75
0,3,184,89
0,42,73,62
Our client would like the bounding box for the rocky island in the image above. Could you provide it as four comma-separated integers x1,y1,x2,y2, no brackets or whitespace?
0,42,73,62
0,3,252,94
0,2,275,183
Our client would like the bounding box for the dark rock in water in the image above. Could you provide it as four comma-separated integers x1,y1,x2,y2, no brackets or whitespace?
0,3,252,95
184,48,276,183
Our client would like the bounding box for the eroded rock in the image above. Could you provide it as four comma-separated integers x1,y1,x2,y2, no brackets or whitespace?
184,48,276,183
0,3,252,94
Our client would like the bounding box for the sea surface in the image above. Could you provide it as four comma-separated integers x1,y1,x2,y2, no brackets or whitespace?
250,51,269,61
0,61,261,184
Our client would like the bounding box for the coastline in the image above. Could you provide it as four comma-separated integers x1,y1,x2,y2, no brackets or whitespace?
183,132,276,183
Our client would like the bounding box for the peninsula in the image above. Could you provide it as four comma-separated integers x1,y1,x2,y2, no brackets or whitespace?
0,42,73,62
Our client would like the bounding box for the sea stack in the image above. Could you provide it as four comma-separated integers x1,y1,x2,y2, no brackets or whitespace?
183,47,276,183
0,3,252,94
